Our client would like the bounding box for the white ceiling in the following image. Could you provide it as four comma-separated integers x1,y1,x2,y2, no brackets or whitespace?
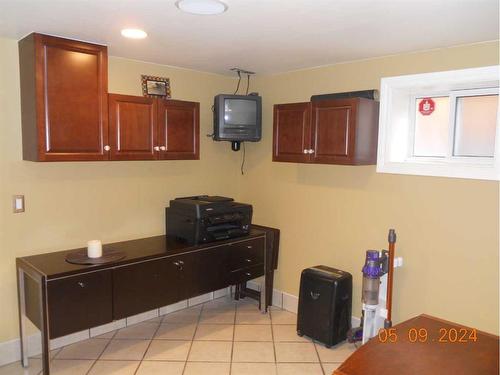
0,0,498,75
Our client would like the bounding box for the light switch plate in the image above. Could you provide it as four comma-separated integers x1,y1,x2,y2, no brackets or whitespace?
13,195,25,213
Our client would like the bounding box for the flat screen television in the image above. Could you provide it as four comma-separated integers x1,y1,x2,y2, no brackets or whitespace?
213,94,262,145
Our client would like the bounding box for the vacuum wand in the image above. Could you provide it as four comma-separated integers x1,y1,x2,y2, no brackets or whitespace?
384,229,396,328
348,228,401,345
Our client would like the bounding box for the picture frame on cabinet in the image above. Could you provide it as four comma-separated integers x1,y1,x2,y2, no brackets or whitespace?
141,75,171,98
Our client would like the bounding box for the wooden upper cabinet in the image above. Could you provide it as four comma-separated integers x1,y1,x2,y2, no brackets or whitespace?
273,102,312,163
157,99,200,160
19,33,108,161
108,94,157,160
107,95,200,161
273,98,379,165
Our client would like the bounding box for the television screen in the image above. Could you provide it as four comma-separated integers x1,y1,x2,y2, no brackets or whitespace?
224,99,257,126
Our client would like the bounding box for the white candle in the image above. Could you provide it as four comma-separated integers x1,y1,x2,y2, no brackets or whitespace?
87,240,102,258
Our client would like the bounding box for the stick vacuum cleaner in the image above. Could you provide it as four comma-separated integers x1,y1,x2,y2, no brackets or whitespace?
348,229,403,344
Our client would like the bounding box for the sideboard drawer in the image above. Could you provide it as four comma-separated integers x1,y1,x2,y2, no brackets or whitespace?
47,270,112,338
230,264,264,284
228,237,265,271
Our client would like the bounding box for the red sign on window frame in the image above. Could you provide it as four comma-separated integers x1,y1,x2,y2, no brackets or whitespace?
418,98,435,116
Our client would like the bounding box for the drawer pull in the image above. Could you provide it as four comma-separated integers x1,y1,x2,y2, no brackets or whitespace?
245,272,252,277
245,258,252,263
173,261,184,271
77,282,85,288
246,245,253,249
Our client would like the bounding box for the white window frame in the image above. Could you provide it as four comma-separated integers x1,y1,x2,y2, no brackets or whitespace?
377,66,500,181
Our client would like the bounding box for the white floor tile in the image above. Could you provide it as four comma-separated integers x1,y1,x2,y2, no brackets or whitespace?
87,360,140,375
56,339,109,360
1,295,350,375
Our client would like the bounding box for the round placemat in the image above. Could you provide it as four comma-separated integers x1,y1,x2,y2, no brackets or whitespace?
65,249,126,265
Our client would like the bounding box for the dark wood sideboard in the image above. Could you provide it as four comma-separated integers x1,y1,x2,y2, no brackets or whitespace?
16,225,279,375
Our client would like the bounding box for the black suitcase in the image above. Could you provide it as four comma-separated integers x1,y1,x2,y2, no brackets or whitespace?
297,266,352,347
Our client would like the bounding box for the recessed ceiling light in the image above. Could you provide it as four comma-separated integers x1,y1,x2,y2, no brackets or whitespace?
121,28,148,39
175,0,228,15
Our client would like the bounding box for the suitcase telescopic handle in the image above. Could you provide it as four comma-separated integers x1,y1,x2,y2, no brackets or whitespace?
310,291,320,300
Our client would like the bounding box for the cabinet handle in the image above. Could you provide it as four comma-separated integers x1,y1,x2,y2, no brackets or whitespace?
104,145,110,151
245,272,252,277
154,146,160,151
308,149,315,154
173,261,179,266
160,146,166,151
246,245,253,249
178,260,184,265
245,258,252,263
77,282,85,288
310,291,320,300
303,149,308,154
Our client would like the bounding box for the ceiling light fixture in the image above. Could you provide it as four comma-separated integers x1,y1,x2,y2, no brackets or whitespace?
121,28,148,39
175,0,228,15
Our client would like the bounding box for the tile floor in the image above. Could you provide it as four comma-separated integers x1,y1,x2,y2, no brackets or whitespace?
0,296,357,375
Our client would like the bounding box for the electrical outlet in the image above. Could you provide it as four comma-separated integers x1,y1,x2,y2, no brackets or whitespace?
13,195,25,213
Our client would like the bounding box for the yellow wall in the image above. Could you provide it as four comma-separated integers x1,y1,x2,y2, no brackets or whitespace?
241,41,500,334
0,36,498,346
0,37,241,342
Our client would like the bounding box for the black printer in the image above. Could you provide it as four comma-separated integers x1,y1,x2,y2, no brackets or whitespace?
166,196,252,244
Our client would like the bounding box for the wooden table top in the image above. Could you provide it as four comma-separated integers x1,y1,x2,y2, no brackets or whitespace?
18,228,266,279
334,314,499,375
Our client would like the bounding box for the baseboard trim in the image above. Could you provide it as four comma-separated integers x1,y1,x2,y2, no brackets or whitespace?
246,280,360,327
0,285,360,366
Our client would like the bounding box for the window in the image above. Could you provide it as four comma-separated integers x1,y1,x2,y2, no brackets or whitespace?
377,66,500,180
413,96,450,157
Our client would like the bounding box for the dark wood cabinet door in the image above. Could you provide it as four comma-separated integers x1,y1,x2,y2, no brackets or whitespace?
47,271,113,338
108,94,157,160
311,99,357,164
19,33,108,161
273,102,312,162
157,100,200,160
190,246,230,297
113,256,188,319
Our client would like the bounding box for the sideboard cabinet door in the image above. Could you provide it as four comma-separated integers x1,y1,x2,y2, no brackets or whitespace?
47,271,113,338
190,246,230,297
112,255,191,319
19,33,109,161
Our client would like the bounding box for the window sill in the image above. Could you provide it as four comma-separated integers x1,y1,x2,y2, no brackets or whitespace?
377,160,499,181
